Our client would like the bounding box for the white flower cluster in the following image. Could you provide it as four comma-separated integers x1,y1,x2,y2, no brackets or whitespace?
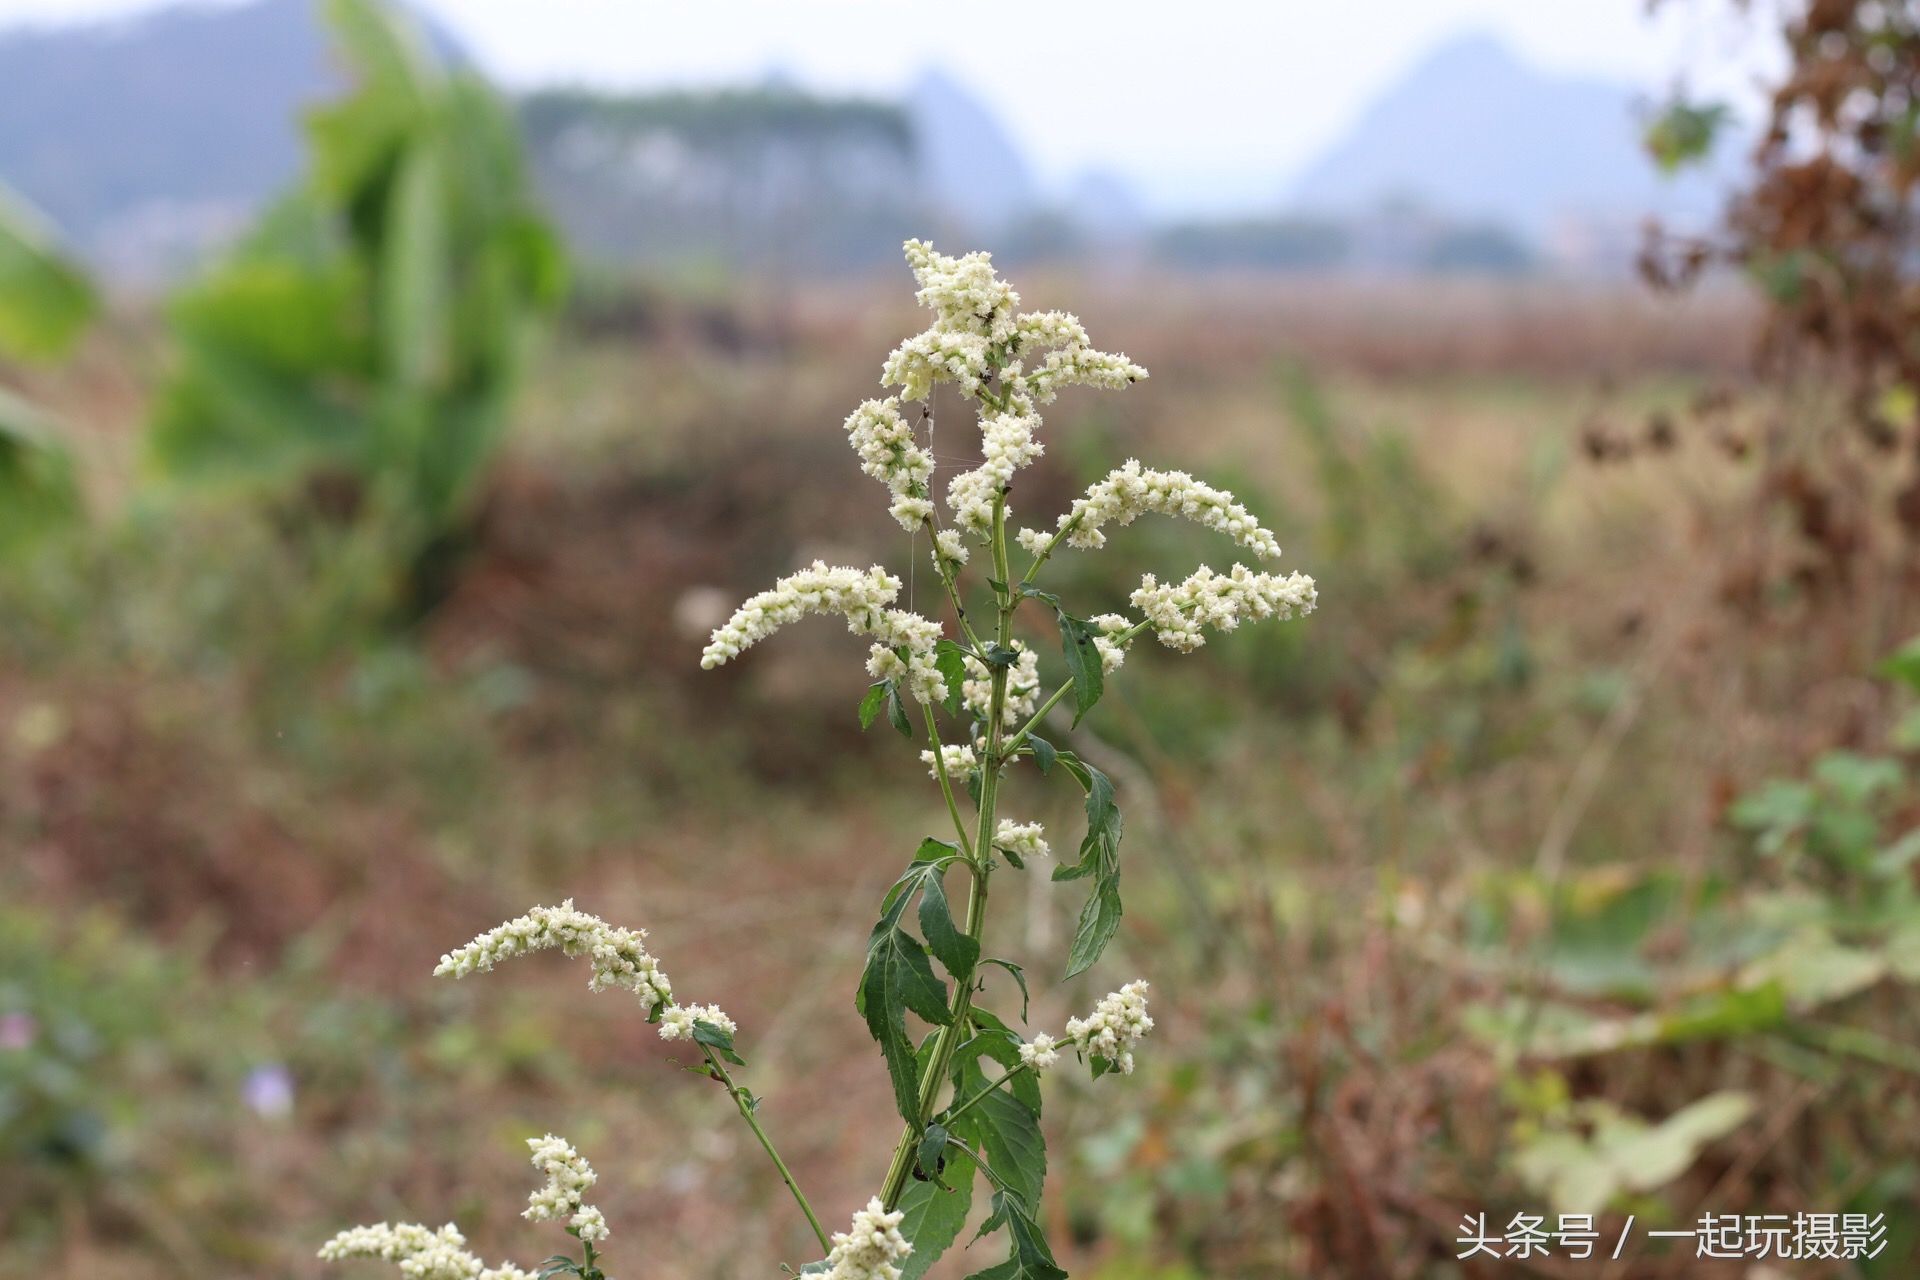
1017,1032,1062,1072
658,1002,737,1042
921,743,976,781
961,640,1040,727
932,527,970,569
317,1223,531,1280
1131,564,1318,652
877,242,1145,541
844,398,935,530
434,899,671,1016
700,561,948,704
524,1134,605,1241
1065,980,1155,1075
1088,613,1137,675
902,240,1020,344
945,410,1044,539
1033,459,1282,559
995,819,1050,862
822,1197,914,1280
1025,344,1149,405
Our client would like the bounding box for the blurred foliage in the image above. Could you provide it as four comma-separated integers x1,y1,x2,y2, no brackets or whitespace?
0,183,93,551
145,0,564,614
1642,97,1730,175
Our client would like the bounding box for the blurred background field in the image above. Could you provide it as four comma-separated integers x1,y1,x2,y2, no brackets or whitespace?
6,1,1920,1277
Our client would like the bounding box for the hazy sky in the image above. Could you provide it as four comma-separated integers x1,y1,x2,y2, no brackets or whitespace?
0,0,1778,213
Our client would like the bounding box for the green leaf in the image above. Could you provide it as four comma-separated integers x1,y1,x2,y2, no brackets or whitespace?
964,1192,1067,1280
948,1039,1045,1211
1025,734,1057,775
1056,612,1104,726
981,958,1030,1022
936,640,970,717
692,1018,745,1066
859,681,889,730
858,845,961,1123
858,922,952,1123
886,680,914,738
1050,760,1124,977
380,139,452,393
916,1123,951,1181
898,1144,975,1280
0,388,82,550
919,863,981,979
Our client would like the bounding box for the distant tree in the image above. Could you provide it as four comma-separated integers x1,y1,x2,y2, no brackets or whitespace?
146,0,564,615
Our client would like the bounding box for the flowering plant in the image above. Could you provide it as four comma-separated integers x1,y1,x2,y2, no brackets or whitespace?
320,243,1315,1279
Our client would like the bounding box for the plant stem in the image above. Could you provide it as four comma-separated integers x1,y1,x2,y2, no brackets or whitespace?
702,1045,831,1253
1001,679,1074,759
939,1059,1033,1130
923,704,977,860
878,494,1016,1211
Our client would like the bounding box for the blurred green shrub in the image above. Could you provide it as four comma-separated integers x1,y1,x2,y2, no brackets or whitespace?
0,183,93,551
146,0,565,612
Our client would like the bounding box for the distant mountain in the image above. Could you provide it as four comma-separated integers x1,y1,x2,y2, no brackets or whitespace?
0,0,335,273
905,69,1038,233
1288,33,1739,252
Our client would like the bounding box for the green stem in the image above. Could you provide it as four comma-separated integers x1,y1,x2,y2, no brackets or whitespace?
923,703,977,860
1001,679,1073,760
940,1059,1033,1130
878,494,1016,1211
703,1045,831,1253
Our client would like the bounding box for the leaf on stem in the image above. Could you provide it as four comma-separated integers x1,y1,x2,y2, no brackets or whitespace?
898,1144,976,1280
693,1018,746,1066
859,681,889,730
935,639,970,718
1051,756,1125,977
857,841,962,1123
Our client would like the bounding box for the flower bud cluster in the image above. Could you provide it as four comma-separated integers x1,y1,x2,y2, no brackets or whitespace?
995,819,1050,862
1025,344,1148,404
844,398,935,530
1088,614,1137,675
823,1197,914,1280
701,561,948,704
434,899,671,1016
923,532,965,574
1017,1032,1062,1071
1131,564,1317,652
1037,459,1282,558
524,1134,605,1241
921,744,977,781
1065,980,1155,1075
318,1223,531,1280
945,410,1043,539
659,1002,737,1042
961,640,1040,727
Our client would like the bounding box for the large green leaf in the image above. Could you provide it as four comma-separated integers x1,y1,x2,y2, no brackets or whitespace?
856,841,960,1123
897,1146,975,1280
948,1037,1045,1212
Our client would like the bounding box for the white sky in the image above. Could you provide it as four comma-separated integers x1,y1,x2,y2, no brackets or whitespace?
0,0,1780,213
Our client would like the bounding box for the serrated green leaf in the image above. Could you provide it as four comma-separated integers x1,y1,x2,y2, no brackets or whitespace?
858,922,952,1122
899,1144,975,1280
1050,762,1123,977
1025,734,1057,774
859,681,889,730
949,1043,1045,1211
919,863,980,979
